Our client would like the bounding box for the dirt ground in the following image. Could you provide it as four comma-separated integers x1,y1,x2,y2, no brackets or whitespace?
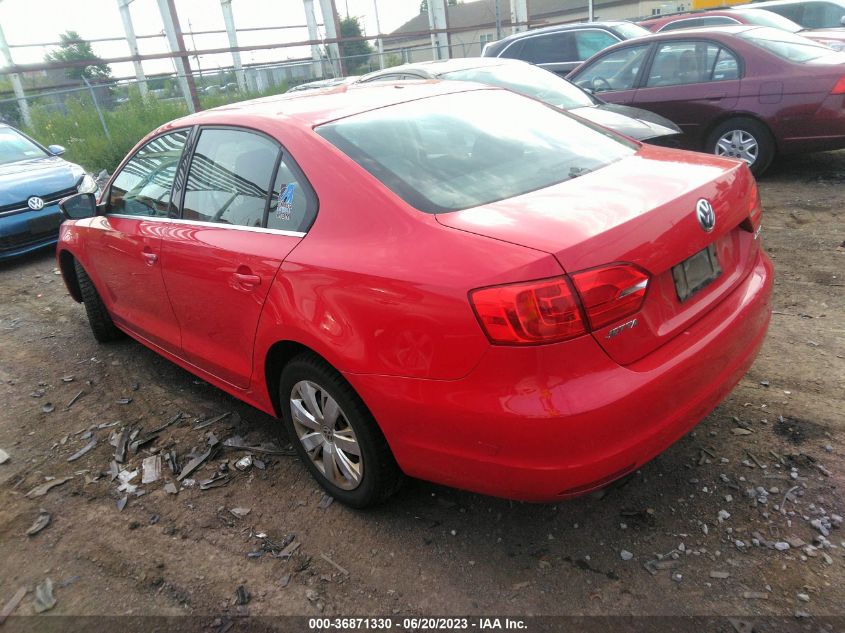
0,150,843,630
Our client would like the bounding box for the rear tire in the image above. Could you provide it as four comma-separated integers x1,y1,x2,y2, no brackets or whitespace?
705,117,774,177
280,352,403,508
74,260,124,343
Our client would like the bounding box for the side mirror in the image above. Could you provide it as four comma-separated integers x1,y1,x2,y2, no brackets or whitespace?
840,15,845,25
59,193,97,220
48,144,66,156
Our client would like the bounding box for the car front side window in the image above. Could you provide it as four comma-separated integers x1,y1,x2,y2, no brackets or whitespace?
572,44,650,93
108,130,189,217
181,128,279,228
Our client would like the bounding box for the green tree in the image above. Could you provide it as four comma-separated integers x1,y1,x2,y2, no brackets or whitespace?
45,31,112,82
420,0,459,12
339,17,374,75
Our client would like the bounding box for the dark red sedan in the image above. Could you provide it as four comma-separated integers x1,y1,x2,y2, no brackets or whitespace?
568,25,845,174
56,82,772,506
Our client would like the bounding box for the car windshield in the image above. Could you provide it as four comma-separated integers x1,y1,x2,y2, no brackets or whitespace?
733,9,802,32
612,22,651,39
316,90,636,214
739,26,834,61
0,127,48,165
440,63,595,109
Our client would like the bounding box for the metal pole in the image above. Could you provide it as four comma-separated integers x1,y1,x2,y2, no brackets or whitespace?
495,0,502,40
117,0,148,98
588,0,594,22
303,0,324,79
373,0,384,69
0,19,31,127
82,74,111,142
510,0,528,34
427,0,449,61
220,0,247,92
317,0,343,76
155,0,200,112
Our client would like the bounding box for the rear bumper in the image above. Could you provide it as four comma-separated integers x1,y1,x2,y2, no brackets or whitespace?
347,250,773,502
0,204,63,260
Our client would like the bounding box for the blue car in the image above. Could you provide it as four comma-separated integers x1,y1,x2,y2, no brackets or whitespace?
0,124,99,261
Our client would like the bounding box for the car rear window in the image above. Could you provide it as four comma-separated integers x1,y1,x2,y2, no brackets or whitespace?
612,22,651,39
315,90,636,214
739,26,834,61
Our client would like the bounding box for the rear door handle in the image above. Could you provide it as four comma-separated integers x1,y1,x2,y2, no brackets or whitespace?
233,272,261,288
142,252,158,266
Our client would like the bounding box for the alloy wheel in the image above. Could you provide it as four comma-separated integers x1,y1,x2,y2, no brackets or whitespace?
290,380,363,490
714,129,758,165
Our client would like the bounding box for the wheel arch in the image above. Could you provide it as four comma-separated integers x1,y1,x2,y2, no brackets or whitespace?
264,340,339,418
58,249,82,303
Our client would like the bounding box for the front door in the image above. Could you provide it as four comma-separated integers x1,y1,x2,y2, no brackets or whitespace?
161,127,316,388
84,130,189,354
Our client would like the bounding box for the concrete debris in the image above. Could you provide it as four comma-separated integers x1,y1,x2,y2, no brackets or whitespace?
141,455,162,484
25,510,51,536
67,438,97,462
709,571,730,579
164,482,178,495
33,578,56,613
26,476,73,498
230,507,251,518
0,587,27,624
620,550,634,561
0,449,9,464
741,591,769,600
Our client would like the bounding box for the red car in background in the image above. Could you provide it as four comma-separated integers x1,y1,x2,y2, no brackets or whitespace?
56,82,772,507
569,25,845,174
638,7,845,50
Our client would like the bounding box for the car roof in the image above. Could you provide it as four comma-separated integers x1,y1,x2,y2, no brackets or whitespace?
492,20,638,44
165,81,492,130
614,24,760,39
751,0,845,5
360,57,520,80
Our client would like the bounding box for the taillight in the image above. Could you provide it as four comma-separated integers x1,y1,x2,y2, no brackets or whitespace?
570,264,650,330
831,75,845,95
469,276,586,344
470,264,650,345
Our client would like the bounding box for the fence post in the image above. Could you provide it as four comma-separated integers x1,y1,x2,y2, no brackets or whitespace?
117,0,149,98
220,0,247,93
373,0,385,70
318,0,343,77
0,20,31,127
510,0,528,34
81,74,111,143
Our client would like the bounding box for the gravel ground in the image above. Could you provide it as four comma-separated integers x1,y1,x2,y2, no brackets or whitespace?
0,151,843,629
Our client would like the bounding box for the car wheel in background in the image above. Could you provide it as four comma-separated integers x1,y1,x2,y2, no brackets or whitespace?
74,260,124,343
280,352,403,508
706,117,775,176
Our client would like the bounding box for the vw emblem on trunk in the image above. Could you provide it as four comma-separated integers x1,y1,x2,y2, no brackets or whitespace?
696,199,715,232
27,196,45,211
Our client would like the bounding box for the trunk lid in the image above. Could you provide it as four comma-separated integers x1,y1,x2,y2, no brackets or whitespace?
436,147,762,364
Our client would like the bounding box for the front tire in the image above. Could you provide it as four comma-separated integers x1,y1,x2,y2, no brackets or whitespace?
74,260,124,343
280,353,403,508
706,117,774,177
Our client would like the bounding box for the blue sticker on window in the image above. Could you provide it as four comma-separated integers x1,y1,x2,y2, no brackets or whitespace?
276,183,295,221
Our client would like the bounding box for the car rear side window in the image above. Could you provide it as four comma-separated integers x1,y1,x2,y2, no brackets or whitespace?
646,41,738,87
574,30,619,59
266,156,318,233
518,32,577,64
659,16,740,31
182,128,279,227
316,90,636,214
109,130,189,217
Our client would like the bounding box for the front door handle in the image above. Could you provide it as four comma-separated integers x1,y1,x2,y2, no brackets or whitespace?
142,251,158,266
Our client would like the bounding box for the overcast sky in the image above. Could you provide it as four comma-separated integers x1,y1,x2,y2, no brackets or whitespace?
0,0,422,78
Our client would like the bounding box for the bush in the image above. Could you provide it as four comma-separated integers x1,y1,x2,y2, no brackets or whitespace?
25,80,289,174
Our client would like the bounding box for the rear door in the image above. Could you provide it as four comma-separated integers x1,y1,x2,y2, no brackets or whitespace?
161,126,317,388
632,40,741,143
84,129,189,353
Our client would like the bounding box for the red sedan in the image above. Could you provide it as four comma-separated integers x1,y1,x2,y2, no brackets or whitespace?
569,25,845,175
56,82,772,507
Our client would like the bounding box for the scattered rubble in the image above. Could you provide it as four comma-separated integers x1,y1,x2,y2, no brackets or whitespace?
33,578,56,613
25,510,52,537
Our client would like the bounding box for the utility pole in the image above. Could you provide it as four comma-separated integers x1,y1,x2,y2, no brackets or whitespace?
220,0,247,92
495,0,502,40
303,0,324,79
156,0,200,112
117,0,148,97
318,0,344,76
373,0,384,69
0,10,31,127
510,0,528,34
427,0,449,61
588,0,594,22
